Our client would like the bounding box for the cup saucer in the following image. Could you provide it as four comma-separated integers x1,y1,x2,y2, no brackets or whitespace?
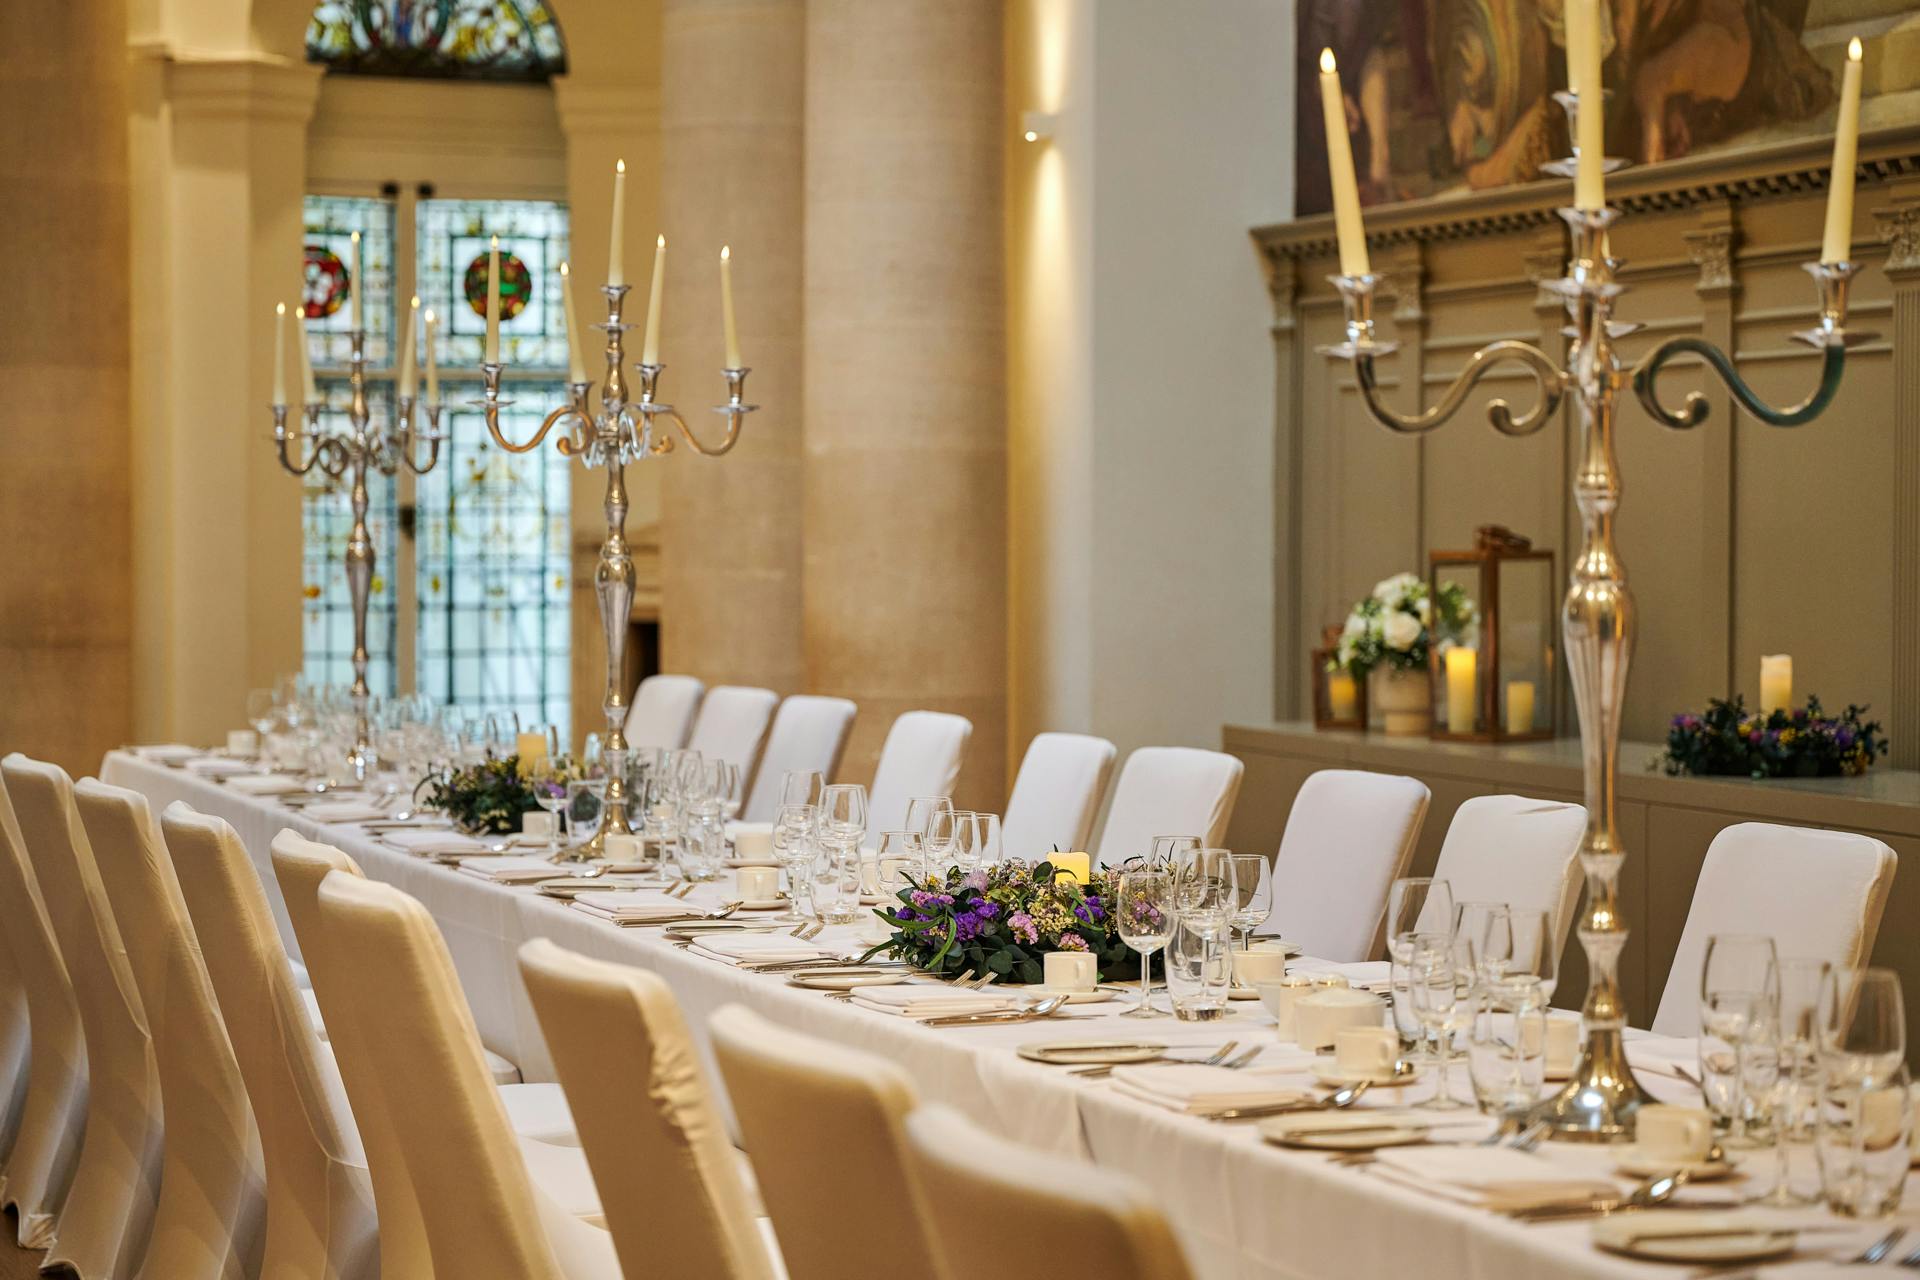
1612,1145,1738,1180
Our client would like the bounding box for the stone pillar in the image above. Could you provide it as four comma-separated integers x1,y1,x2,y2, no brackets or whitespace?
1878,188,1920,769
657,0,805,695
0,0,132,774
803,0,1007,805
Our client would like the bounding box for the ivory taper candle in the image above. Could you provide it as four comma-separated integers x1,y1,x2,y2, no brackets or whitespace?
272,302,287,405
398,295,418,403
296,311,318,406
1822,38,1864,265
1316,48,1370,278
559,262,587,383
1567,0,1606,212
1760,654,1793,715
485,235,501,365
608,158,628,287
720,245,741,369
641,234,666,366
1445,647,1478,734
423,307,438,403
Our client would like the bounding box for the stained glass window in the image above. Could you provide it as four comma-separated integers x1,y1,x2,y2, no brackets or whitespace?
416,198,573,369
306,1,567,82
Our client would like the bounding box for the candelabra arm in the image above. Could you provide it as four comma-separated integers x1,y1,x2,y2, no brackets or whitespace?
475,364,592,456
393,400,447,475
274,405,350,478
1630,336,1845,430
636,365,758,457
1353,340,1567,437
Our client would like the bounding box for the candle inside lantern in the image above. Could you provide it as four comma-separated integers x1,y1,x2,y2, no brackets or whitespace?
1506,680,1536,736
272,302,287,406
1316,48,1370,278
423,307,438,403
349,230,364,332
485,235,502,365
1566,0,1606,212
1760,654,1793,715
398,295,418,404
1328,671,1359,721
296,310,318,406
641,234,666,366
515,731,548,768
558,262,587,384
720,245,742,370
608,158,628,287
1821,38,1864,265
1051,851,1092,885
1445,647,1478,734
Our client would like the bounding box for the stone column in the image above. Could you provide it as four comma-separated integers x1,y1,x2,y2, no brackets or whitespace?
657,0,805,695
803,0,1007,805
1878,188,1920,769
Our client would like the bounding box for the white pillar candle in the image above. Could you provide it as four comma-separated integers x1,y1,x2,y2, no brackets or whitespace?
1316,49,1370,278
1328,671,1359,721
1445,647,1477,734
423,308,438,403
272,302,287,405
349,230,364,332
1760,654,1793,715
1566,0,1606,212
397,295,418,403
296,311,318,405
485,235,502,365
641,234,666,366
1506,680,1536,735
720,245,742,369
608,158,628,287
1821,38,1864,265
559,262,588,384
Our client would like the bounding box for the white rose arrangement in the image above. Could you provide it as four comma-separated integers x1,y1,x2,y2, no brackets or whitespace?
1331,572,1477,678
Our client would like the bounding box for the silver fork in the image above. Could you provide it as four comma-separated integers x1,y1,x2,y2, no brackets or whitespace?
1221,1045,1264,1070
1895,1239,1920,1269
1852,1228,1906,1265
1071,1040,1240,1079
1507,1119,1551,1151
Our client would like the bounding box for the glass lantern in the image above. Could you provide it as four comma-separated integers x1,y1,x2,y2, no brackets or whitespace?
1311,625,1367,731
1427,525,1557,743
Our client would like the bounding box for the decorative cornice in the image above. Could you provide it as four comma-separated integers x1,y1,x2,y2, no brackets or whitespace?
1261,247,1299,330
1877,200,1920,274
1684,225,1738,292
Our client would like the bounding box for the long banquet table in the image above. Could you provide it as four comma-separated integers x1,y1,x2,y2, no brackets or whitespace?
103,750,1914,1280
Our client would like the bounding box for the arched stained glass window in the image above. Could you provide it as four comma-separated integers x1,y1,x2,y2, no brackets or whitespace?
307,1,567,82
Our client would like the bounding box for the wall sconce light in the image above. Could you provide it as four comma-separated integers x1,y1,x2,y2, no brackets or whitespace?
1020,111,1058,143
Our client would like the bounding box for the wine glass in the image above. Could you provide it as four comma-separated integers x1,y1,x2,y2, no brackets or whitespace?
246,688,277,739
1387,878,1455,1059
921,804,958,881
1148,835,1200,868
1819,966,1907,1087
972,812,1003,869
533,771,569,860
1171,848,1238,941
566,779,605,848
1754,957,1830,1206
715,760,745,824
1410,933,1475,1111
819,783,868,851
780,769,825,810
1701,933,1780,1144
771,802,818,922
905,796,953,843
1503,908,1557,1003
1117,869,1175,1019
951,812,984,874
1451,901,1512,987
1815,967,1910,1216
875,831,922,903
1227,853,1273,950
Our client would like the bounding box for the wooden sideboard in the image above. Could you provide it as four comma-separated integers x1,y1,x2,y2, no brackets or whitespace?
1223,721,1920,1051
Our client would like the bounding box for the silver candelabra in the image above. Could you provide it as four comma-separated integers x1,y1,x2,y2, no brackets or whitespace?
273,328,445,781
476,282,756,862
1322,99,1869,1141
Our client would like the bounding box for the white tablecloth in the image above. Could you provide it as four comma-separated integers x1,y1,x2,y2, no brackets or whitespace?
101,751,1911,1280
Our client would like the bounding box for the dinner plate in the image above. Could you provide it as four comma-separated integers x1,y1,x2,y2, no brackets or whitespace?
736,898,792,912
1016,1039,1168,1066
1611,1146,1739,1180
1022,986,1122,1005
1590,1212,1795,1264
1261,1125,1427,1151
534,876,670,900
787,971,910,991
1310,1061,1418,1088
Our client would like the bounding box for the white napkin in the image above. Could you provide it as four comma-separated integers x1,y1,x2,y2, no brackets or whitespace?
1109,1063,1310,1115
1287,959,1393,990
224,773,309,796
1626,1038,1701,1082
846,986,1019,1018
382,830,492,857
131,743,202,765
1261,1109,1431,1136
687,933,842,965
302,799,392,823
457,856,565,884
571,892,704,925
1370,1146,1618,1211
184,757,261,779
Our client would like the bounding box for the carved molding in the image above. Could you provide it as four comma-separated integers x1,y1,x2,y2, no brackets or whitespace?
1261,245,1300,331
1684,225,1738,292
1878,202,1920,275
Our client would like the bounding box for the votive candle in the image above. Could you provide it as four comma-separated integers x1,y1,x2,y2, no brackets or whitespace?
1505,680,1536,736
1445,647,1478,734
1760,654,1793,715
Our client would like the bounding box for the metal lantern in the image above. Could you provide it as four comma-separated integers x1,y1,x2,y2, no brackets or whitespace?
1428,525,1557,743
1310,624,1367,731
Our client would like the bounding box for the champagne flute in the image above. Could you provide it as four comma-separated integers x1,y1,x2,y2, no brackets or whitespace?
1117,869,1174,1019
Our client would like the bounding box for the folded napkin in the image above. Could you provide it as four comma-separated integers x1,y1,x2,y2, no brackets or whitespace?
686,933,843,966
571,891,706,925
130,743,201,763
847,986,1018,1018
1287,959,1393,990
1625,1038,1701,1082
1261,1109,1431,1137
1109,1063,1311,1116
184,757,262,779
457,856,565,884
301,799,393,823
224,773,310,796
382,830,493,857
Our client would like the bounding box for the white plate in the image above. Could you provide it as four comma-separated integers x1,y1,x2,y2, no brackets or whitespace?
1590,1212,1795,1264
787,971,910,991
735,898,792,912
1311,1061,1418,1088
1262,1125,1427,1151
726,856,780,868
1022,986,1122,1005
1612,1146,1739,1180
1016,1039,1169,1066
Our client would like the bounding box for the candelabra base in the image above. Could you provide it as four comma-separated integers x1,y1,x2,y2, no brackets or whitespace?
345,741,373,785
1529,1028,1656,1142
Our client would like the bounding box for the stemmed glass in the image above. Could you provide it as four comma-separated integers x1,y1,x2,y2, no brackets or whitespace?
1505,908,1557,1003
1117,869,1175,1019
905,796,953,843
1387,878,1453,1059
245,688,277,744
1818,966,1908,1086
1453,901,1513,987
816,784,868,923
972,812,1003,869
1815,967,1909,1217
1753,957,1830,1206
1409,932,1475,1111
1172,848,1238,1014
1227,853,1273,950
952,812,985,874
716,760,745,824
533,770,569,860
1148,835,1200,868
780,769,825,810
875,831,922,905
1701,933,1780,1144
772,802,818,922
920,803,958,881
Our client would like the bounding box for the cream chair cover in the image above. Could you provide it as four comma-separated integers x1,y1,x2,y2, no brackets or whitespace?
3,755,161,1280
625,673,706,750
1001,732,1118,858
1265,768,1430,961
0,769,84,1248
710,1003,935,1280
1092,747,1245,866
902,1105,1196,1280
0,844,26,1171
1429,795,1587,965
865,710,972,838
165,808,377,1280
315,873,618,1278
74,781,265,1280
742,695,857,821
686,685,780,783
1653,822,1897,1036
519,939,776,1280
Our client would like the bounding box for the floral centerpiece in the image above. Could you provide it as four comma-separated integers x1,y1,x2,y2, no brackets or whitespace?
1328,571,1476,735
861,860,1145,983
1653,696,1887,780
419,754,548,834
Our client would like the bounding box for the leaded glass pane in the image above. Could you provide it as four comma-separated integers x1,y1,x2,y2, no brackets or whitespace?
307,1,567,82
300,379,401,698
304,194,396,367
417,198,572,371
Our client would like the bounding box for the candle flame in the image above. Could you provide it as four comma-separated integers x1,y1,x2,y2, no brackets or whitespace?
1319,47,1336,74
657,234,666,249
721,244,731,261
424,308,435,324
276,301,285,316
490,234,499,249
559,261,569,277
409,294,420,309
616,158,626,173
1848,35,1862,61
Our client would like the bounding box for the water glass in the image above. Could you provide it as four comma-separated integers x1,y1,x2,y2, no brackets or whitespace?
1410,934,1475,1111
772,803,818,921
811,839,865,925
1700,933,1779,1142
1117,869,1174,1019
1817,1063,1911,1218
1756,957,1831,1206
566,779,606,845
1468,978,1548,1116
1164,919,1231,1021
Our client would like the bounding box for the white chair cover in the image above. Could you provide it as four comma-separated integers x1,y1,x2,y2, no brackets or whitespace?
865,711,972,838
902,1105,1196,1280
625,673,706,751
166,809,377,1280
0,769,84,1249
1001,732,1117,858
519,940,777,1280
3,755,160,1280
686,685,780,783
0,852,27,1176
742,696,857,822
1092,747,1245,866
1652,822,1898,1036
710,1003,935,1280
1429,795,1587,966
314,873,618,1279
74,781,266,1280
1265,768,1430,962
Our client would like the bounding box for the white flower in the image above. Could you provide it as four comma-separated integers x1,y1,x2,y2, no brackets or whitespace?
1342,610,1368,639
1372,572,1418,604
1382,610,1422,652
1416,597,1432,626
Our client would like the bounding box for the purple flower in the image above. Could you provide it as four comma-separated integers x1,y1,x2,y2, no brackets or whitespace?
962,869,988,892
1009,911,1038,944
1055,932,1089,952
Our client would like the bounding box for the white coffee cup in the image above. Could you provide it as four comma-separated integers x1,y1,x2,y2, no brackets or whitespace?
1636,1104,1713,1163
1232,948,1290,989
1544,1017,1580,1076
1294,989,1385,1053
522,811,557,839
735,865,779,900
227,729,259,758
1256,975,1316,1039
1043,950,1098,993
732,824,775,860
1335,1025,1397,1077
603,833,641,862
